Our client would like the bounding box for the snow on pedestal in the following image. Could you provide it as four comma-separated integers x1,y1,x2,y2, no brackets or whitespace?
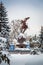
18,33,26,43
13,39,19,48
23,41,30,48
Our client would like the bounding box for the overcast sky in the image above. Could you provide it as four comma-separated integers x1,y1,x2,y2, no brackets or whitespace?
0,0,43,36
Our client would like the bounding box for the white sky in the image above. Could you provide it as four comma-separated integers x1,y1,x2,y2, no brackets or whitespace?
1,0,43,36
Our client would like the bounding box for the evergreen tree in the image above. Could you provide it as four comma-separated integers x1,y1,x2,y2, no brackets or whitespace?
33,34,37,41
0,2,10,38
40,26,43,44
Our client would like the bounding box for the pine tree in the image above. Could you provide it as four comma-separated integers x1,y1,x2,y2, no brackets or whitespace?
0,2,10,38
40,26,43,44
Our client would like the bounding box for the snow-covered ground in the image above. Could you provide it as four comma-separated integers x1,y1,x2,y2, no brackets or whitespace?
0,53,43,65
